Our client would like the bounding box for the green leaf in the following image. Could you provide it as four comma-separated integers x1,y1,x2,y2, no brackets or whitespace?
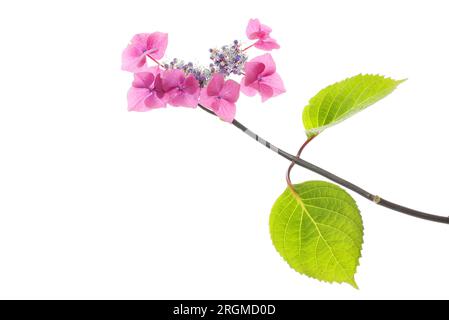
302,74,405,137
270,181,363,288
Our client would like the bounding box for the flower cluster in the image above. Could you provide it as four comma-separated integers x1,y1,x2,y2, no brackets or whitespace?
163,58,213,88
122,19,285,122
209,41,248,76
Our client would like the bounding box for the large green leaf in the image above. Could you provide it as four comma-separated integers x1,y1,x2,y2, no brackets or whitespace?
302,74,405,137
270,181,363,288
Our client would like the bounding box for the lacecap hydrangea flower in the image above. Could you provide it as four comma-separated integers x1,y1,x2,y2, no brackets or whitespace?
122,19,285,122
246,18,280,51
241,54,286,102
122,33,168,73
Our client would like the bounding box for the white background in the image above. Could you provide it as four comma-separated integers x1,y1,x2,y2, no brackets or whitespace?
0,0,448,300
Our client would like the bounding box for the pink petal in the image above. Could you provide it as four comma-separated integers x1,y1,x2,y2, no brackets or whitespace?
153,74,166,99
199,89,218,110
220,80,240,103
132,72,155,89
121,46,147,72
213,99,236,123
146,32,168,60
246,19,261,40
259,22,272,35
251,54,276,76
255,38,280,51
127,87,151,111
261,73,286,97
161,69,185,91
144,94,166,109
240,78,259,97
246,19,274,42
121,33,155,72
184,75,200,95
166,75,200,108
168,90,199,108
244,62,265,85
207,73,225,96
131,33,151,51
259,83,274,102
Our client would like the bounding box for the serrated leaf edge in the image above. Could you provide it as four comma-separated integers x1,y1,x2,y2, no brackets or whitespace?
270,181,364,289
303,74,406,138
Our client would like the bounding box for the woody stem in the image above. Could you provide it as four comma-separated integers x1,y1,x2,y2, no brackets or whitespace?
198,104,449,225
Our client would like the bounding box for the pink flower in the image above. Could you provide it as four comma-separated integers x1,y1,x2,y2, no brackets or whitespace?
160,69,200,108
200,73,240,122
241,54,286,102
246,19,280,51
127,67,166,112
122,32,168,72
